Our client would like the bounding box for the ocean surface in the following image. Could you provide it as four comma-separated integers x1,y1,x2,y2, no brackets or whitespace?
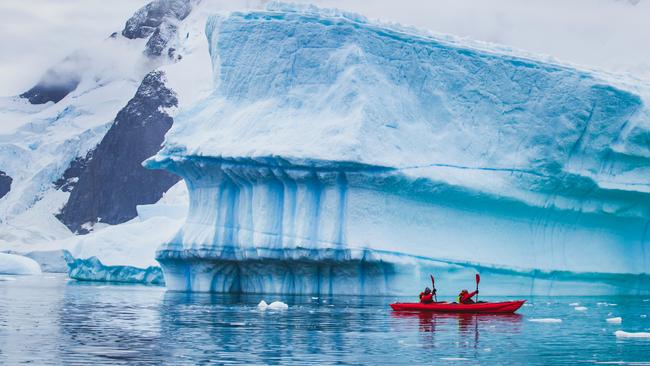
0,275,649,365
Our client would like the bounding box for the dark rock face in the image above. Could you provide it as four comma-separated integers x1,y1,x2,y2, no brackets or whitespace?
54,153,93,193
122,0,191,39
20,70,81,105
57,71,181,233
145,22,178,57
0,171,11,199
20,54,84,104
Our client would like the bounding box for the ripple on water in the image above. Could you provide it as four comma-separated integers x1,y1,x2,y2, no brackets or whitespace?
1,275,650,365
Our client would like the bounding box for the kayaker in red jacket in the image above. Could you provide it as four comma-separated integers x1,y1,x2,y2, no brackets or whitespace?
457,289,478,304
419,287,435,303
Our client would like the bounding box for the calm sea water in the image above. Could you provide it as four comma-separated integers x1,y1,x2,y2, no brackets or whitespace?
0,275,649,365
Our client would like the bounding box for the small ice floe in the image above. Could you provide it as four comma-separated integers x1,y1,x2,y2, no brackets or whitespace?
614,330,650,338
574,306,588,311
642,299,649,302
606,317,622,324
439,357,469,361
229,322,246,327
640,315,647,318
569,302,580,306
311,297,319,300
257,300,288,310
597,302,618,307
529,318,562,323
523,303,533,307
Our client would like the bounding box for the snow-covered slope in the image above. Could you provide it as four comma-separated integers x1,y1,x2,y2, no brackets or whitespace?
146,4,650,295
0,0,260,257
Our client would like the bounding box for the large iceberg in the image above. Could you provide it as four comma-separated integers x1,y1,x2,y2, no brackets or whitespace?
145,4,650,295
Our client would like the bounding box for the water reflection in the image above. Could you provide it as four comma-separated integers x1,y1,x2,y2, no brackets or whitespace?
391,311,523,351
1,276,650,365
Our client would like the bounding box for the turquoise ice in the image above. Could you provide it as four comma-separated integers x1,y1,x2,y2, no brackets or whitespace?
145,4,650,295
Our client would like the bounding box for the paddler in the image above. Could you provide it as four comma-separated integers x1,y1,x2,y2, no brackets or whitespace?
419,287,435,304
457,289,478,304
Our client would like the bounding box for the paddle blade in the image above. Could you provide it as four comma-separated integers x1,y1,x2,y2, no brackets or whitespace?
430,274,435,287
475,273,481,285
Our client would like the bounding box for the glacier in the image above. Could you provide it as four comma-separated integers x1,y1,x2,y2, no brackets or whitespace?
145,4,650,295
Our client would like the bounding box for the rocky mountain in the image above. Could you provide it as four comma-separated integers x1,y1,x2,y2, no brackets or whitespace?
56,71,180,233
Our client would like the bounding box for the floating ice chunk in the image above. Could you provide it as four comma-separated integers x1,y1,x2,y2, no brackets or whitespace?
268,301,288,310
640,315,647,318
569,302,580,306
0,253,41,275
529,318,562,323
311,297,319,300
606,317,622,324
439,358,469,361
614,330,650,338
597,302,618,307
257,300,288,310
574,306,588,311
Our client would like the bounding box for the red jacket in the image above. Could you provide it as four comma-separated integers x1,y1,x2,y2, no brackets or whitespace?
419,292,434,303
458,290,478,304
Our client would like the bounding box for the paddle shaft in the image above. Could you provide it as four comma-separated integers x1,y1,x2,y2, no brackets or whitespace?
430,274,437,302
475,274,480,303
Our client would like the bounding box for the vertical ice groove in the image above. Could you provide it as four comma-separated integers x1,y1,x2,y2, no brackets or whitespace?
280,170,298,249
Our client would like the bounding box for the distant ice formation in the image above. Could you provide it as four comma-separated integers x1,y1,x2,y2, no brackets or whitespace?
0,253,42,275
145,4,650,295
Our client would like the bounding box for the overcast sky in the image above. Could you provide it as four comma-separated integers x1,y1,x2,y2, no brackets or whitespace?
0,0,148,96
1,0,649,96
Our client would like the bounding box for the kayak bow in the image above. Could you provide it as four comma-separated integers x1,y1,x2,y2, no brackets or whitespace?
390,300,526,314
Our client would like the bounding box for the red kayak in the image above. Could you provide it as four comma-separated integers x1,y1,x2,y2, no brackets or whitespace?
390,300,526,314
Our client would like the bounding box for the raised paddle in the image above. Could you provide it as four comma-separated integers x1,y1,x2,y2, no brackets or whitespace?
475,273,480,303
430,274,437,302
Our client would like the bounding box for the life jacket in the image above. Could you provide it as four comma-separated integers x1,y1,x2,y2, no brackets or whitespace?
458,291,476,304
420,292,434,303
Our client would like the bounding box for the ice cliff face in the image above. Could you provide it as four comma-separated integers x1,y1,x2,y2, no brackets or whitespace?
147,5,650,295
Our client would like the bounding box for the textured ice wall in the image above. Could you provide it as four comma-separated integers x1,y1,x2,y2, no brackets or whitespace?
147,5,650,294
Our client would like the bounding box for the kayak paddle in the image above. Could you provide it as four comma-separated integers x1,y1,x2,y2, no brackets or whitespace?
430,274,437,302
475,273,480,303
